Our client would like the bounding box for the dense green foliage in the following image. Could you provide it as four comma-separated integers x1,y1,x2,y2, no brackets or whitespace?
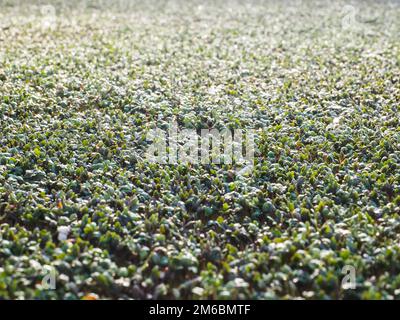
0,0,399,299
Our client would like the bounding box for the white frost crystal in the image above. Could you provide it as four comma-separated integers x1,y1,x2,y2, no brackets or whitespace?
57,226,71,241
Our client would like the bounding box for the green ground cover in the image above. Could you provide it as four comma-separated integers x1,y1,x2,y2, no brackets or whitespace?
0,0,399,299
